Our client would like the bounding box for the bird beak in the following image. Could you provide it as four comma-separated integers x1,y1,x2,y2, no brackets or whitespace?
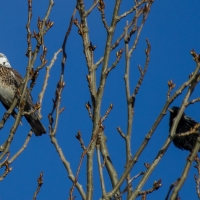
168,108,174,113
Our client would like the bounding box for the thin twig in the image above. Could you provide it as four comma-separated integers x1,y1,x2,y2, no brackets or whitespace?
187,97,200,106
129,4,151,56
138,179,162,197
194,156,200,199
101,104,113,122
69,127,101,199
94,57,104,70
85,101,93,119
93,18,134,71
117,127,126,139
114,172,144,199
167,80,176,99
93,20,134,71
8,131,33,164
48,8,76,128
85,0,98,16
174,124,200,138
106,49,123,75
76,131,86,150
132,39,151,99
165,178,180,200
33,172,43,200
0,152,12,181
98,0,109,31
97,145,106,196
51,136,86,199
38,49,62,118
118,0,146,20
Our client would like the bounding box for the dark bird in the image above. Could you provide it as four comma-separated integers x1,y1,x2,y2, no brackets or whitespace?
0,53,46,136
168,106,200,151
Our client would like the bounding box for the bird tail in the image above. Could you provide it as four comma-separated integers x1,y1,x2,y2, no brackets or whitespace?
25,115,46,136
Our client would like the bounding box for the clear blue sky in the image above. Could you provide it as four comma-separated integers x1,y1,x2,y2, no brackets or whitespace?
0,0,200,199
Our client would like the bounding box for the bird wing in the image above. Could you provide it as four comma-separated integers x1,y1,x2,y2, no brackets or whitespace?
10,68,35,110
10,68,23,87
183,115,199,131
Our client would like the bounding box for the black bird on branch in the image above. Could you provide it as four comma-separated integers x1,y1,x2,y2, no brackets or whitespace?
168,106,200,151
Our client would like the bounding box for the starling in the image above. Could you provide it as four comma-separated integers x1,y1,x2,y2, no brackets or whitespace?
0,53,46,136
168,106,200,151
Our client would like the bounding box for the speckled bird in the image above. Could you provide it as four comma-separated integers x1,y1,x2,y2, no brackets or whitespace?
168,106,200,151
0,53,46,136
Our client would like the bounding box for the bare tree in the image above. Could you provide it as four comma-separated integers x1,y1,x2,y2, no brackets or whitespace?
1,1,200,200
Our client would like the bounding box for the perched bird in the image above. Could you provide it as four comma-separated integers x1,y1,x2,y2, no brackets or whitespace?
168,106,200,151
0,53,46,136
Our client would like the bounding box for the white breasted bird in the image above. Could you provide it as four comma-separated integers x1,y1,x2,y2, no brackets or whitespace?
0,53,46,136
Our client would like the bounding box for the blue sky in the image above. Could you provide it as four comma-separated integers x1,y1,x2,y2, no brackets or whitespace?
0,0,200,199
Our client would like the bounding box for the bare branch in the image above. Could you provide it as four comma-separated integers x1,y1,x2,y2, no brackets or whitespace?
48,8,76,133
165,178,180,200
38,48,62,118
167,80,176,99
93,20,134,71
94,57,104,70
76,131,86,150
194,156,200,199
118,1,147,20
0,152,12,181
114,172,144,199
9,131,33,164
101,103,113,122
170,137,200,199
117,127,126,139
98,0,109,31
85,0,98,16
138,179,162,198
129,3,152,56
174,124,200,138
86,74,96,98
106,49,123,75
187,97,200,106
51,136,86,199
85,101,93,119
97,145,106,196
69,127,101,200
112,32,125,50
132,39,151,99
